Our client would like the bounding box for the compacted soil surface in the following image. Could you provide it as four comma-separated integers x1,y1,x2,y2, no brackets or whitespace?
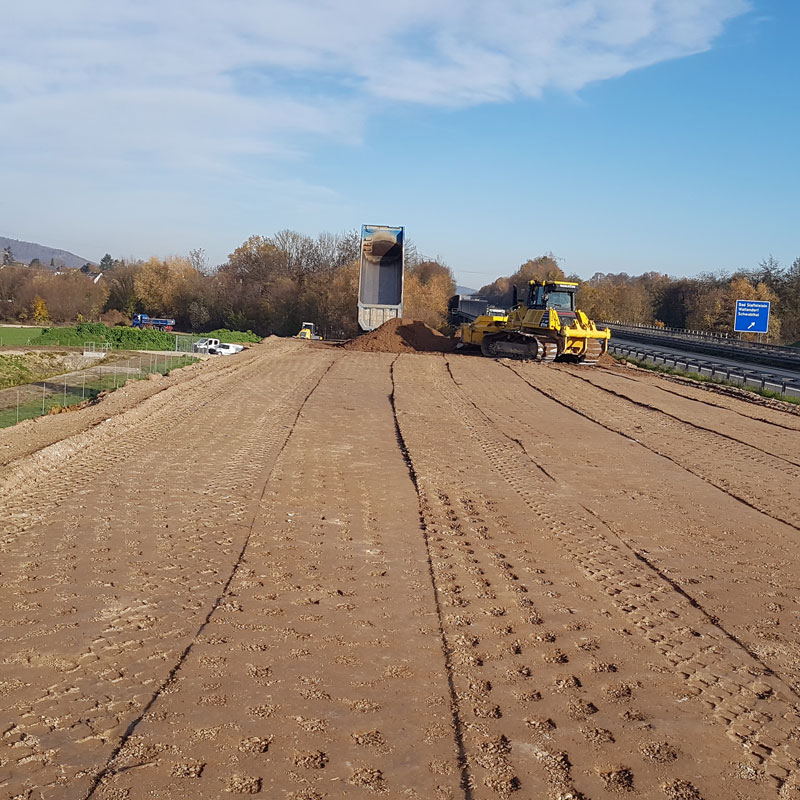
2,336,800,799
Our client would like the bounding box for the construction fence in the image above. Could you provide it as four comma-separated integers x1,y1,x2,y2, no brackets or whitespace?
0,352,195,429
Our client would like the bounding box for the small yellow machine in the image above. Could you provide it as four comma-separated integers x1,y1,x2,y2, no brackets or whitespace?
459,280,610,363
296,322,323,340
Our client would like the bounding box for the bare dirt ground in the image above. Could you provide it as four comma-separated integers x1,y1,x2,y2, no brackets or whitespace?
2,338,800,799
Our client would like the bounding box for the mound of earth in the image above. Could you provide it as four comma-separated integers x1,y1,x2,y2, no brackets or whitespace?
343,318,457,354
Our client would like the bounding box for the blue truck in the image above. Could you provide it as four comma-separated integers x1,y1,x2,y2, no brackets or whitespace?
132,314,175,331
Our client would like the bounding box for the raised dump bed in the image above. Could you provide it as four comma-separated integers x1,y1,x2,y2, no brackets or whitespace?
358,225,404,331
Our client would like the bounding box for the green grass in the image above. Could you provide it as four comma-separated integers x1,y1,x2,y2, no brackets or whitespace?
3,323,262,350
0,326,45,346
36,323,176,350
612,353,800,406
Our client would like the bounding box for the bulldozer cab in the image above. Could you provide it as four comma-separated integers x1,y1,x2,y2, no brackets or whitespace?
527,281,577,311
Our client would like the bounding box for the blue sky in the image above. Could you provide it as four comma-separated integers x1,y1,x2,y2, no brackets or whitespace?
1,1,796,287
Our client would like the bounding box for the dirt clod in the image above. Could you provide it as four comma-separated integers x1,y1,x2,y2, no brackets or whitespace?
639,740,678,763
348,765,386,792
293,750,329,769
597,766,634,792
662,779,704,800
239,737,272,754
224,773,262,793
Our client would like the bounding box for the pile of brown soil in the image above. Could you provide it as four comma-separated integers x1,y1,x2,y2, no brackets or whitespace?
343,318,457,354
596,352,618,367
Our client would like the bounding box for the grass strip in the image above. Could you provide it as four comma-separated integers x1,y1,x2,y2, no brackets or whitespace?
0,327,45,346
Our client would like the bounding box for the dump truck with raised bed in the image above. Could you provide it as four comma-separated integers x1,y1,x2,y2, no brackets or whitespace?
358,225,404,331
459,280,610,364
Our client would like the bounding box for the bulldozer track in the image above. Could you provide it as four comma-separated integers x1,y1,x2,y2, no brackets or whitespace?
430,356,800,794
1,343,339,798
389,356,474,800
560,367,800,468
84,353,463,800
395,356,771,798
448,357,800,703
596,364,800,431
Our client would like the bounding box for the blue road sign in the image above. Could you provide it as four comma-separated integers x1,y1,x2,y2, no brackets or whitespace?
734,300,770,333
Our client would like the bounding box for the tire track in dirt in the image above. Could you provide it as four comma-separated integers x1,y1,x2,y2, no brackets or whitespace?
599,365,800,432
504,362,800,532
435,355,800,796
90,353,462,800
389,356,474,800
449,358,800,686
393,355,765,799
80,356,339,799
558,366,800,468
0,343,339,798
445,361,773,673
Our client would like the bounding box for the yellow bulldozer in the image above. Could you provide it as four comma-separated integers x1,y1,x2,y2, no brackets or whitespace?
459,280,610,364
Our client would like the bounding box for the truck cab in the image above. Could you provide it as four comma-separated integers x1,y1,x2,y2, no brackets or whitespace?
193,337,220,354
526,281,577,312
521,280,578,329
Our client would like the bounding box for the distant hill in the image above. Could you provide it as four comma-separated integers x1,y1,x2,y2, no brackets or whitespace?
0,236,92,269
455,285,478,295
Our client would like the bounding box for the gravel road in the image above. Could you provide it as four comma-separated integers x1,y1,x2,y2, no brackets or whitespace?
2,338,799,799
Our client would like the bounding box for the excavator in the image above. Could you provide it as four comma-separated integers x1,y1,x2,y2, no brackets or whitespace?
459,280,610,364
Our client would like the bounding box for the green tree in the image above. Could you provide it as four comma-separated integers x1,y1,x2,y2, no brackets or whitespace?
100,253,115,271
2,246,12,265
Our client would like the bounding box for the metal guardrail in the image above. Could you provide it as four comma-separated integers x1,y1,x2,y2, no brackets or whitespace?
609,342,800,400
603,321,736,341
603,323,800,371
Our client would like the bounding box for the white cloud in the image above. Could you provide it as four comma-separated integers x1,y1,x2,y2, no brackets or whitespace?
1,1,749,178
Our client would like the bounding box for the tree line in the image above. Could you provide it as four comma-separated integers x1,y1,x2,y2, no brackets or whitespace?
0,230,456,338
2,233,797,344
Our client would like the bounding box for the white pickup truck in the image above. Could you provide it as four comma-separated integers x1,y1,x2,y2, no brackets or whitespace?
193,338,244,355
214,342,244,356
